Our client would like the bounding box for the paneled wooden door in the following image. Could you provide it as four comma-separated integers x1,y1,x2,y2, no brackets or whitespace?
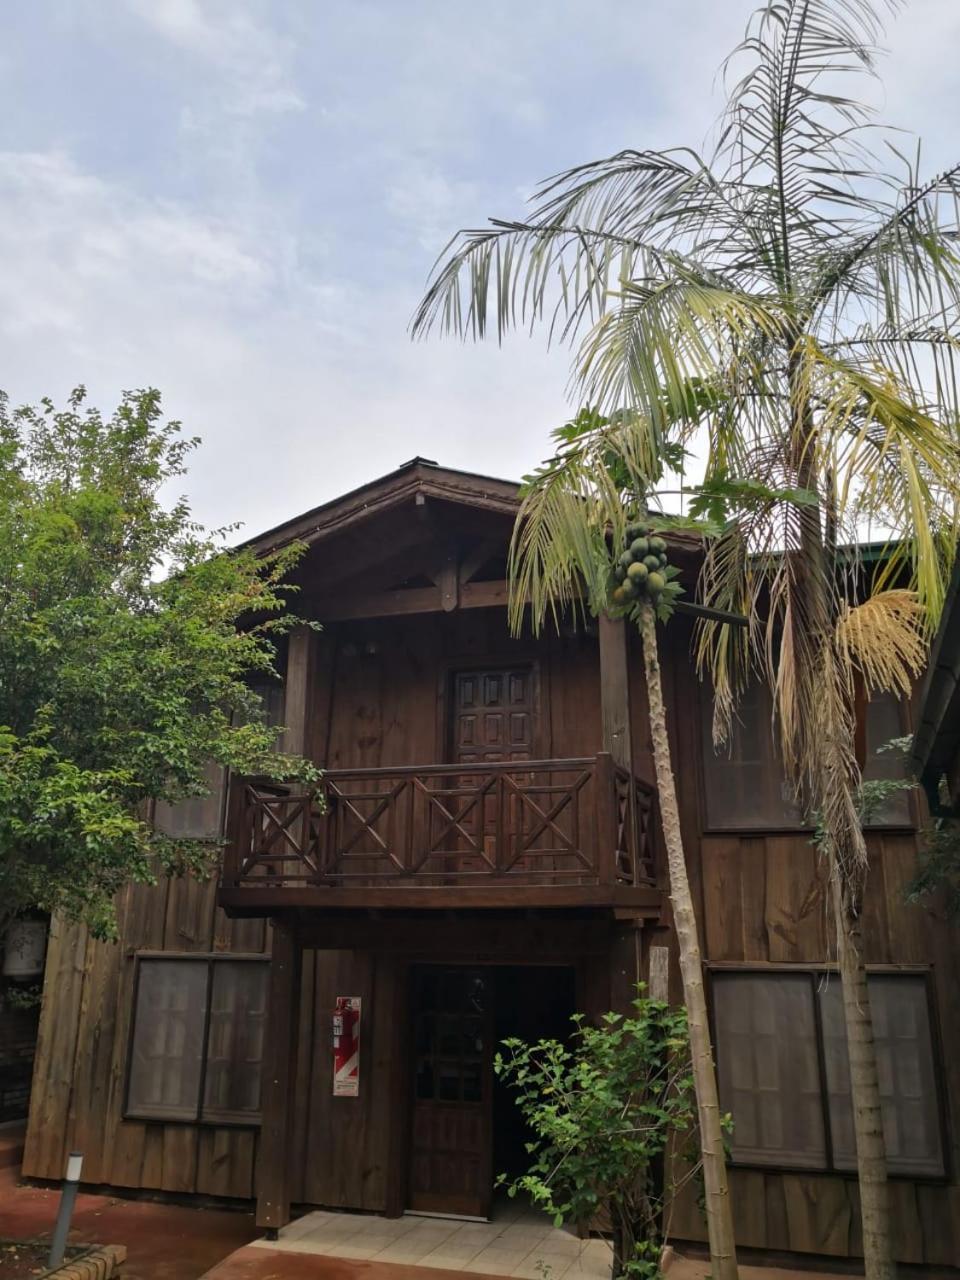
452,667,535,767
448,667,535,874
408,966,494,1218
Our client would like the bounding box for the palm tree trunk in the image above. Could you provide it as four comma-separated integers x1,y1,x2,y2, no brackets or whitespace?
786,356,895,1280
808,646,895,1280
638,602,738,1280
833,873,893,1280
819,740,894,1280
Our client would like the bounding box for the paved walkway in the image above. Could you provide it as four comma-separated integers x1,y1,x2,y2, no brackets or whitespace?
245,1199,610,1278
202,1201,856,1280
203,1242,853,1280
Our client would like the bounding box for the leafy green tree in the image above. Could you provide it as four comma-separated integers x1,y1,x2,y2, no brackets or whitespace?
413,4,960,1274
496,991,696,1280
0,387,315,940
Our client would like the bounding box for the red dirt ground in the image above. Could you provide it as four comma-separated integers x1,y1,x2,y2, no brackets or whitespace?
0,1129,256,1280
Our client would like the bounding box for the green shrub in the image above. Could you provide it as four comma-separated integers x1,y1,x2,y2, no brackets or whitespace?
495,988,695,1279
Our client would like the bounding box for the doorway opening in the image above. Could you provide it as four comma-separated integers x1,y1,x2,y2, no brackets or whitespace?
407,963,577,1220
491,965,577,1188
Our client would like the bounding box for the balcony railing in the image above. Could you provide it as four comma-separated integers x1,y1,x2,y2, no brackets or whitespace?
220,754,660,910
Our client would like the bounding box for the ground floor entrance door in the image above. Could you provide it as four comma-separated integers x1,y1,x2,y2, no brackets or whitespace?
408,966,494,1218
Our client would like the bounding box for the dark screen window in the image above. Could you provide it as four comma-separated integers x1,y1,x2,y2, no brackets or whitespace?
127,957,268,1124
703,688,912,830
713,970,944,1176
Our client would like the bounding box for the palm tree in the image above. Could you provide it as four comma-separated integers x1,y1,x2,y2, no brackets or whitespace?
504,411,739,1280
411,5,960,1278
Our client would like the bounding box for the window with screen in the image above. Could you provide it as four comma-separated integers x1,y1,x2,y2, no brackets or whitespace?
153,760,226,841
702,686,913,830
700,681,802,829
713,970,945,1176
126,957,268,1124
712,971,827,1168
152,680,286,840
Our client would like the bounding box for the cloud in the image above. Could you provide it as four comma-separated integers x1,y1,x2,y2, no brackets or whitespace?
0,145,569,536
1,0,958,544
126,0,305,118
385,167,482,254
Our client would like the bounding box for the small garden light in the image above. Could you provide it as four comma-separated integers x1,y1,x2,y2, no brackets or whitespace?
47,1150,83,1270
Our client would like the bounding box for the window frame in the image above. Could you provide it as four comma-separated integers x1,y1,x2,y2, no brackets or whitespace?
123,952,269,1129
707,962,951,1182
697,684,919,835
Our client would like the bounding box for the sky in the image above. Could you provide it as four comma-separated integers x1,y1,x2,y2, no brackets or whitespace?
1,0,958,537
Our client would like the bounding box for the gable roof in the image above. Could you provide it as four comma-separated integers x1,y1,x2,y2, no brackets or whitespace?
243,458,521,555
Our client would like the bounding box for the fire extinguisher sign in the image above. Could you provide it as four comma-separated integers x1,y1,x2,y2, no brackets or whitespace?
333,996,361,1097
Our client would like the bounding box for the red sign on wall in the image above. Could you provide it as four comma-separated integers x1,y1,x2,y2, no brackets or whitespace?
333,996,361,1097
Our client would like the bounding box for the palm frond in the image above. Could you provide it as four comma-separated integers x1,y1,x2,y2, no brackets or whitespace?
798,338,960,624
835,588,925,693
508,413,660,635
577,277,786,422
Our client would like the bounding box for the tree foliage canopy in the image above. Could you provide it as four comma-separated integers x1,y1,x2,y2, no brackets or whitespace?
0,387,314,938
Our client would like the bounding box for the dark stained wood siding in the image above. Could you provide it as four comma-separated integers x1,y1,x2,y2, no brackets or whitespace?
656,620,960,1267
321,610,602,770
22,590,960,1265
23,876,268,1200
21,879,410,1211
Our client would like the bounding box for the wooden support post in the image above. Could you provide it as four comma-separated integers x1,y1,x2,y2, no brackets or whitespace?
610,920,643,1014
595,751,618,887
598,614,634,771
648,944,671,1002
256,921,302,1234
283,625,320,760
438,543,459,612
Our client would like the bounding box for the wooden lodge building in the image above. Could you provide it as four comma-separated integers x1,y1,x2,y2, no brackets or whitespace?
22,459,960,1271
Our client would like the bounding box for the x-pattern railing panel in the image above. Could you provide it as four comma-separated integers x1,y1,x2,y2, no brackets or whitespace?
224,756,660,891
613,766,658,886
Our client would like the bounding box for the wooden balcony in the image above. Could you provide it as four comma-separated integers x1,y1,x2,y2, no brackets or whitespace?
219,754,663,915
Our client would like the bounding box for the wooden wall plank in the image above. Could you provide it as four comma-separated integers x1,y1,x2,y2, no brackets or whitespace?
700,836,744,961
160,1126,199,1194
62,923,127,1185
728,1169,767,1249
918,1185,959,1266
781,1174,853,1257
22,917,89,1180
106,876,170,1189
163,873,217,953
598,616,633,770
195,1128,256,1199
609,925,642,1014
290,948,317,1203
739,837,770,962
256,922,302,1229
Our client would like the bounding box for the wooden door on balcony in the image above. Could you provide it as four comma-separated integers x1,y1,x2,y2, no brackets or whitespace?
451,667,535,766
408,966,494,1218
449,667,534,873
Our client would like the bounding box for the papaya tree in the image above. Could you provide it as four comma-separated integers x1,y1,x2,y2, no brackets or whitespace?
412,4,960,1276
506,410,738,1280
